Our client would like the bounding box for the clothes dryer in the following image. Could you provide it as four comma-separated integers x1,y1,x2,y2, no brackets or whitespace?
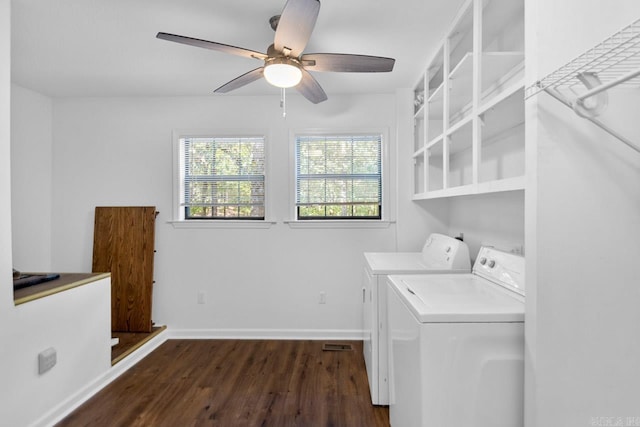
362,233,470,405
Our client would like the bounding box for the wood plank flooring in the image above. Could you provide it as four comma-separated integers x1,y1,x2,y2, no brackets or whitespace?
111,326,166,365
58,340,389,427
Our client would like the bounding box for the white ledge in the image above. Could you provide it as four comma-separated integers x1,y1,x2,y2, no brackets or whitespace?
168,220,277,229
284,220,394,229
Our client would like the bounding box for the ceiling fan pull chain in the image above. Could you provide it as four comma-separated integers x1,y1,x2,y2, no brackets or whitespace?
281,87,287,118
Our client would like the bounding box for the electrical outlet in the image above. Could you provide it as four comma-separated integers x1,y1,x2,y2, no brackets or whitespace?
38,348,56,375
197,291,206,304
319,291,326,304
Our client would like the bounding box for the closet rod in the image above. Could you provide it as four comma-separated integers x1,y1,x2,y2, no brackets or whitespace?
544,86,640,153
526,18,640,153
576,67,640,102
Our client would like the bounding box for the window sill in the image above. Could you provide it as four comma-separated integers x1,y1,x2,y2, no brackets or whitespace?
284,220,394,229
168,220,277,229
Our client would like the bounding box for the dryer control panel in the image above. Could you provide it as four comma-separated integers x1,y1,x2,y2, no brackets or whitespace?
473,247,525,296
421,234,471,271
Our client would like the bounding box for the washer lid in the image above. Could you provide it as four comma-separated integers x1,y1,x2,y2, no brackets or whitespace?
388,274,524,323
364,252,469,274
364,234,471,274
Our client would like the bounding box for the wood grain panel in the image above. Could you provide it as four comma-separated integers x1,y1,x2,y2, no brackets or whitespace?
57,340,390,427
92,206,156,332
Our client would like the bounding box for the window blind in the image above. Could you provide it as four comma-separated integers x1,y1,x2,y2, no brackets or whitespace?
295,135,382,219
181,136,265,219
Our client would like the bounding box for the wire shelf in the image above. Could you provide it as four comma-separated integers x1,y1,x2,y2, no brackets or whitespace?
525,18,640,99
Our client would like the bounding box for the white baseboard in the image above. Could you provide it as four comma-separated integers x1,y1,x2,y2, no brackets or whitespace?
34,328,169,427
167,328,365,341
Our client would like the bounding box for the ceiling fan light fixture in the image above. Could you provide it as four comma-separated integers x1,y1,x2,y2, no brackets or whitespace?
264,58,303,88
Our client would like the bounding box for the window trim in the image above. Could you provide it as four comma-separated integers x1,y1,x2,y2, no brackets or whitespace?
289,128,391,226
171,129,274,227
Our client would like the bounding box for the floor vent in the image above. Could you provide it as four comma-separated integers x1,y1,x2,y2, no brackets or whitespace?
322,343,353,352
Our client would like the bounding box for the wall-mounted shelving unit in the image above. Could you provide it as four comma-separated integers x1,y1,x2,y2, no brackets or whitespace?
525,18,640,153
412,0,525,200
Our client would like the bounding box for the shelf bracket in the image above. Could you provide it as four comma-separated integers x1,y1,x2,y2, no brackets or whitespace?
526,18,640,154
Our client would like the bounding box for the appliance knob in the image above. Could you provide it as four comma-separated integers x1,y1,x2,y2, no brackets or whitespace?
479,257,487,265
488,260,496,268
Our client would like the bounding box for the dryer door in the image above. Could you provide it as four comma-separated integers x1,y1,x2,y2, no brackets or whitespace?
362,266,378,404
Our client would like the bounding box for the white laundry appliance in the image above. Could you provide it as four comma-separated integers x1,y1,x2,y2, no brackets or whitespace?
362,233,470,405
387,247,525,427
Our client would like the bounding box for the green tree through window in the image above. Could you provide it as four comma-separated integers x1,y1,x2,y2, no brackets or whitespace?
295,135,382,219
181,136,265,219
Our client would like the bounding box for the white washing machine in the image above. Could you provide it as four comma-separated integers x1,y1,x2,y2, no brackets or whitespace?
362,233,470,405
387,247,525,427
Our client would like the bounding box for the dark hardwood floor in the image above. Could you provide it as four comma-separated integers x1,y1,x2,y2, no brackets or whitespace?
111,326,166,365
58,339,390,427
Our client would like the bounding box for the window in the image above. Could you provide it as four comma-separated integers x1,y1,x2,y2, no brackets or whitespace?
179,136,265,220
295,134,382,220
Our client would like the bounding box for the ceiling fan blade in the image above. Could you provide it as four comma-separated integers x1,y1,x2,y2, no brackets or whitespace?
214,68,264,94
295,68,327,104
301,53,395,72
274,0,320,58
157,32,267,61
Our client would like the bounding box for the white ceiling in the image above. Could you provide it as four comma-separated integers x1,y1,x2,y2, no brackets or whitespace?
11,0,466,99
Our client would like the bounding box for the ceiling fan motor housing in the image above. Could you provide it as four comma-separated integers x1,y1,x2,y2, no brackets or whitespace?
269,15,281,31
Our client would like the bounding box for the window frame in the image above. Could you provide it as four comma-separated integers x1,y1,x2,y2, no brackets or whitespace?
289,128,391,227
171,130,275,229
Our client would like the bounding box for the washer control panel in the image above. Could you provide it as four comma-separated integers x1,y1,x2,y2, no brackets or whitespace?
421,233,471,271
473,247,525,295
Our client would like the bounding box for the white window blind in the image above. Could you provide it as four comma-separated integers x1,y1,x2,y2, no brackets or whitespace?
181,136,265,219
295,134,382,219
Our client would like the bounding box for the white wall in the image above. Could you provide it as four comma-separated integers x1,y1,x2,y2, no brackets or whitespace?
11,84,53,271
2,8,113,426
4,279,112,427
525,2,640,426
0,0,16,420
447,191,525,260
48,93,443,336
0,1,12,301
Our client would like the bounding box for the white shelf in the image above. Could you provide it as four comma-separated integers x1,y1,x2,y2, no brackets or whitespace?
482,0,525,48
413,146,427,157
428,81,444,103
446,52,524,124
411,0,525,200
446,113,473,138
477,175,525,193
449,52,524,89
478,77,524,115
449,53,474,120
427,82,444,120
481,52,524,90
481,88,524,142
426,134,444,149
448,121,473,156
413,175,525,200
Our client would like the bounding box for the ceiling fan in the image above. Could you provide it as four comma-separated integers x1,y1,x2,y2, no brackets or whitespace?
156,0,395,104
